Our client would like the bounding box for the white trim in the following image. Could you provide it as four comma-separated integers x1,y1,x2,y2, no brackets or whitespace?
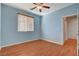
1,39,63,48
63,14,77,18
42,39,63,45
1,39,38,48
77,8,79,56
62,14,77,41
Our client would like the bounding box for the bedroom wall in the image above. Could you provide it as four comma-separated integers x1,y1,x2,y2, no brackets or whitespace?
1,4,42,47
41,4,79,44
1,3,79,47
0,4,1,47
78,9,79,44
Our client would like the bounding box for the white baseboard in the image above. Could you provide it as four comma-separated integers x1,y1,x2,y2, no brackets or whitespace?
42,39,63,45
1,39,39,48
1,39,63,48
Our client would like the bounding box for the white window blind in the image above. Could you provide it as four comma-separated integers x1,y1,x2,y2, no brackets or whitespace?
17,13,34,32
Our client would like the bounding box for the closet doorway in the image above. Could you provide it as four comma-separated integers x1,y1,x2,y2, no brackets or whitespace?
63,15,77,41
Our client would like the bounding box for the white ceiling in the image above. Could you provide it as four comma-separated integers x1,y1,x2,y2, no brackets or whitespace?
4,3,73,16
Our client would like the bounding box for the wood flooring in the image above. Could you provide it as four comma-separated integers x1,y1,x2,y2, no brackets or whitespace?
0,39,77,56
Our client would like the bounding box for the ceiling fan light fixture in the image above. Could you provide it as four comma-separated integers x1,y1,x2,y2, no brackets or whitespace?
37,6,42,9
30,3,50,12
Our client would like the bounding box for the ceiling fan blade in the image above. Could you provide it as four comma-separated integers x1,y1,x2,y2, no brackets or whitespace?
39,9,42,12
30,7,37,10
40,3,43,5
42,6,50,9
33,3,38,5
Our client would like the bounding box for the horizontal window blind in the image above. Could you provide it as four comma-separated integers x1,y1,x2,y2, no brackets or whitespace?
18,14,34,32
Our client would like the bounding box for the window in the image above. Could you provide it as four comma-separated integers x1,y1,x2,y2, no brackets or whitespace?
17,13,34,32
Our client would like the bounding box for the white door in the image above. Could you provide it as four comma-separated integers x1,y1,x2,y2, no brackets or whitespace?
64,15,77,40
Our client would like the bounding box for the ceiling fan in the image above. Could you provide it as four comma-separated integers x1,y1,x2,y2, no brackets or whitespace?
30,3,50,12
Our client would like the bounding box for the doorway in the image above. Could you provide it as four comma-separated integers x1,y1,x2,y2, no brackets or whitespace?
63,15,77,41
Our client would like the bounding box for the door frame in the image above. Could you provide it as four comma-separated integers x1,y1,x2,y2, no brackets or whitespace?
63,14,77,42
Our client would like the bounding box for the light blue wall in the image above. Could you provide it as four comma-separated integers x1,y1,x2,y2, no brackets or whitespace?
1,4,41,47
78,8,79,41
42,4,79,44
1,3,79,47
0,4,1,47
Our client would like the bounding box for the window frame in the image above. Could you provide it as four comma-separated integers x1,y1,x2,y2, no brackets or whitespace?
17,13,34,32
